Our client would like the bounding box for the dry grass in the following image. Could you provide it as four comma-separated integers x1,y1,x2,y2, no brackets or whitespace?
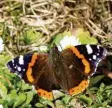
0,0,112,43
0,1,112,107
0,0,112,56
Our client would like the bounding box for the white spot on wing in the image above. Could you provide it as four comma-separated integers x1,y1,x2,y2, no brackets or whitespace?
17,67,21,71
69,64,73,69
94,59,102,72
19,55,24,65
12,60,14,66
12,60,14,63
97,45,100,49
14,66,16,69
86,45,93,54
89,58,91,61
93,55,96,60
97,53,99,56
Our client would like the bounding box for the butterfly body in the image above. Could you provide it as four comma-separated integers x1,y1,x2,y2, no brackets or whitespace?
7,45,107,99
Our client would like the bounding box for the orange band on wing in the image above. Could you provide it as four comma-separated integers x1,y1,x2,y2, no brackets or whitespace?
69,79,89,95
70,46,90,74
37,89,53,100
26,53,38,83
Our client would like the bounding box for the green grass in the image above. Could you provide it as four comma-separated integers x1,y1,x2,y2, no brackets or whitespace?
0,0,112,108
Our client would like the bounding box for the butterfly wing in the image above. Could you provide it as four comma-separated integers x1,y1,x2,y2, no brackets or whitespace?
7,45,107,98
69,45,107,76
50,45,107,95
7,53,57,100
7,53,33,76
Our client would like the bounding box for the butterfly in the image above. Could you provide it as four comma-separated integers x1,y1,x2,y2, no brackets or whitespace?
7,45,107,100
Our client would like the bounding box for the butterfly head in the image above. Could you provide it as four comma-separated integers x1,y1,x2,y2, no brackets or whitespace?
49,44,61,63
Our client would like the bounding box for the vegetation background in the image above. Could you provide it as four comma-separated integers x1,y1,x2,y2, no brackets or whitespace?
0,0,112,108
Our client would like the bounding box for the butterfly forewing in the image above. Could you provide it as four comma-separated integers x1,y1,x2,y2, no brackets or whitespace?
72,45,107,75
59,45,107,94
7,53,58,100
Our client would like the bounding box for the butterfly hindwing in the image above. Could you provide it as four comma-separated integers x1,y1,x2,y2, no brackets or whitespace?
62,45,107,95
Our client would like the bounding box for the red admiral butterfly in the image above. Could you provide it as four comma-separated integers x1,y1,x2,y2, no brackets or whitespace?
7,45,107,100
